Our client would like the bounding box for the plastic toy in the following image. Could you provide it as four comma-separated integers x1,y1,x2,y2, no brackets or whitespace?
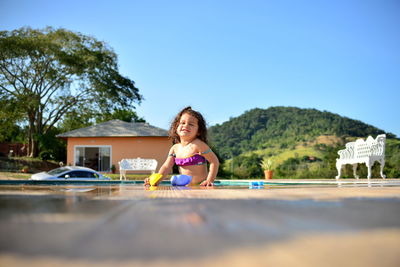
170,174,192,186
249,181,264,189
149,173,163,186
250,181,264,186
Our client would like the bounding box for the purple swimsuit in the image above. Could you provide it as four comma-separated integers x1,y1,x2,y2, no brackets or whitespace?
171,149,211,166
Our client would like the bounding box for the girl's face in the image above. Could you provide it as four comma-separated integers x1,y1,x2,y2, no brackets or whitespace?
177,113,199,141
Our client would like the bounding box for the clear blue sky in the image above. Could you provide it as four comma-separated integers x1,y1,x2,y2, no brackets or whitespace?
1,0,399,137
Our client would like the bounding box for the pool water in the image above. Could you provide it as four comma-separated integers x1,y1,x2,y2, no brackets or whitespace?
1,178,399,187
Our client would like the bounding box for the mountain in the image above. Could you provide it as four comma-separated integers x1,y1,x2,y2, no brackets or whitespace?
209,106,393,160
208,106,399,179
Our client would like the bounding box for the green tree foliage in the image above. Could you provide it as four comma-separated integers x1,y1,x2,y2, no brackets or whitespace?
210,107,398,179
230,153,263,179
95,108,145,123
0,96,25,143
0,27,142,157
57,105,96,133
38,127,66,162
209,106,394,159
385,139,400,178
57,106,145,134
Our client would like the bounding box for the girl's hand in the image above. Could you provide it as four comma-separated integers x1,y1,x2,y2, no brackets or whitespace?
200,179,214,187
144,177,150,186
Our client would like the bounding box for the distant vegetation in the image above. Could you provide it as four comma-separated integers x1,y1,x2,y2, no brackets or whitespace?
209,107,399,179
0,27,142,158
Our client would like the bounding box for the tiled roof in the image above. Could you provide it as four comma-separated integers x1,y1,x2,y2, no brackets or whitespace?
57,120,168,137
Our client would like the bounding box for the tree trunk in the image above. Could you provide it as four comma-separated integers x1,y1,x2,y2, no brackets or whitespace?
27,111,37,157
27,122,33,157
31,139,39,158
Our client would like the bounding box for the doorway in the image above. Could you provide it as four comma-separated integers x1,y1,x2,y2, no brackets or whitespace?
74,146,111,172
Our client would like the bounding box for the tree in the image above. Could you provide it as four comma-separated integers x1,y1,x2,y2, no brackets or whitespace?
0,27,142,157
0,96,25,143
57,105,97,133
57,107,145,136
95,108,145,123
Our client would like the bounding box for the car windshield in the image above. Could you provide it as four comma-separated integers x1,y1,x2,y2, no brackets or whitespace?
48,167,71,175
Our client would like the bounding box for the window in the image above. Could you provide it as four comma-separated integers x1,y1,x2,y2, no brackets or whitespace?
74,146,111,172
60,171,97,178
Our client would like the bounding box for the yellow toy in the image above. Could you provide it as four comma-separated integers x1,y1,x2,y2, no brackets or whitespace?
149,173,163,186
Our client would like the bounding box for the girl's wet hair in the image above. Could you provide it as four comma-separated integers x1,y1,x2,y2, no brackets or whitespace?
169,106,208,144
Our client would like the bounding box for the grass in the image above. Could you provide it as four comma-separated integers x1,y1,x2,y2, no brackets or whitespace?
107,173,150,180
0,172,31,180
222,144,324,173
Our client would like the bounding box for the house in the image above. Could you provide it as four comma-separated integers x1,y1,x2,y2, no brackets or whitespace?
57,120,171,173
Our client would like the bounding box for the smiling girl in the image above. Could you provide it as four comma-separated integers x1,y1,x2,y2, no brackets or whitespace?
144,106,219,186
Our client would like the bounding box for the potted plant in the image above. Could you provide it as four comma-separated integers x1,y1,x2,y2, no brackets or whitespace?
260,158,273,179
111,164,116,174
21,165,29,173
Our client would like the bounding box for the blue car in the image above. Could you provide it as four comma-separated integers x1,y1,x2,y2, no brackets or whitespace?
30,166,110,181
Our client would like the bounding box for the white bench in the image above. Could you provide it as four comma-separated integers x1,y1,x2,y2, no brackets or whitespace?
335,134,386,179
118,158,158,180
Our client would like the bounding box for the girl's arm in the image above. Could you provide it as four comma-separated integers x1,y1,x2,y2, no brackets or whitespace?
200,149,219,186
158,154,175,177
144,146,175,185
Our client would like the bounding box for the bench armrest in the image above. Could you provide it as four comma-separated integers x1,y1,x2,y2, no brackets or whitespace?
337,142,354,160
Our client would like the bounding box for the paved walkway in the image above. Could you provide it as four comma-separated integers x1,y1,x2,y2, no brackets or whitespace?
1,180,400,267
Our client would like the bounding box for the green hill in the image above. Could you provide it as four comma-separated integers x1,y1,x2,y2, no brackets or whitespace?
208,106,399,179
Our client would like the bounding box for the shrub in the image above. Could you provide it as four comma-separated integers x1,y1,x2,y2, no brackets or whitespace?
39,151,54,160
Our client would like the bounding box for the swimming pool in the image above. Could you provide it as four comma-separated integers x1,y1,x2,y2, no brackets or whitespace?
0,178,399,190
